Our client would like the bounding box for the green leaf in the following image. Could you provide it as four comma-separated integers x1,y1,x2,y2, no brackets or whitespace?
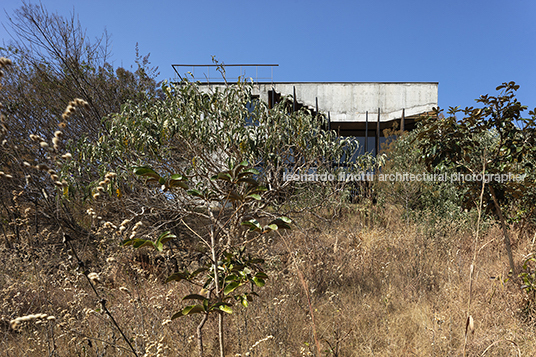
224,274,239,282
171,311,183,320
190,267,209,279
246,193,262,201
155,231,176,251
255,272,268,279
166,272,190,283
269,217,292,230
237,168,260,178
178,304,205,317
122,238,156,250
133,167,160,179
187,189,203,197
247,185,267,194
211,302,233,314
237,177,258,186
121,239,134,247
218,304,233,314
226,190,242,201
240,295,249,308
170,173,186,180
252,277,265,287
263,224,278,233
213,172,232,182
133,239,155,249
224,281,240,295
182,294,208,301
168,174,188,189
241,219,262,232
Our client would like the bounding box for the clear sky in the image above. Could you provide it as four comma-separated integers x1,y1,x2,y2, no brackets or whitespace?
1,0,535,113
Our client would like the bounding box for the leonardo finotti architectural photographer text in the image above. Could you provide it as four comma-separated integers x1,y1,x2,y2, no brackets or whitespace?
283,171,526,183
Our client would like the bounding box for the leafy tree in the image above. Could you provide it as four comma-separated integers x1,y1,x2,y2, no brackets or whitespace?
377,127,463,221
415,82,536,274
122,160,291,357
65,76,365,216
0,3,160,241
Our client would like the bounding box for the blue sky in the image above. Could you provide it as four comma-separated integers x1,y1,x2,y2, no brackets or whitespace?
1,0,535,113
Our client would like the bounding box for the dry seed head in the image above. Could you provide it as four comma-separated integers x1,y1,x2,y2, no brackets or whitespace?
98,180,107,186
0,57,12,67
54,130,63,138
36,164,49,171
61,153,72,159
52,136,60,146
50,174,59,181
10,320,20,330
23,161,31,167
54,181,63,188
29,134,40,142
96,186,105,192
58,121,67,129
87,272,100,282
119,286,131,294
39,141,49,148
77,99,90,110
74,98,86,106
468,315,474,335
92,193,101,199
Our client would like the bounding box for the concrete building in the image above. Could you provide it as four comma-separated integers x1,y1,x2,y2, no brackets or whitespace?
172,64,438,155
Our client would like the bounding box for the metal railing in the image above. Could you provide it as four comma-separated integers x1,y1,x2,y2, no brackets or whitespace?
171,63,279,83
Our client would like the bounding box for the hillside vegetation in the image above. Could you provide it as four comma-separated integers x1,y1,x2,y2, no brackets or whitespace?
2,5,536,356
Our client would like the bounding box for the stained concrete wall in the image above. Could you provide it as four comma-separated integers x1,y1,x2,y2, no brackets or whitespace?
257,82,438,122
197,82,438,123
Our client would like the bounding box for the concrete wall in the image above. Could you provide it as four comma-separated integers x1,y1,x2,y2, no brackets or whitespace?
257,82,438,122
197,82,438,123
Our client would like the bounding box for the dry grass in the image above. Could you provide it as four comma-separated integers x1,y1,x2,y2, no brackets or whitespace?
1,204,535,356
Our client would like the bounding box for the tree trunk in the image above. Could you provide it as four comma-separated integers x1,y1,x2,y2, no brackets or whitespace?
218,313,224,357
489,185,515,275
197,313,209,357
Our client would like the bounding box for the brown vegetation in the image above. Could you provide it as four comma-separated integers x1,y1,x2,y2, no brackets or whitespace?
1,203,535,356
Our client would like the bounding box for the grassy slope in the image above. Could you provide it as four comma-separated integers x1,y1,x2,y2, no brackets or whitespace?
1,204,535,357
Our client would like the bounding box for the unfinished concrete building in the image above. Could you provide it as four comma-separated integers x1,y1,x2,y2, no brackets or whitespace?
172,64,438,155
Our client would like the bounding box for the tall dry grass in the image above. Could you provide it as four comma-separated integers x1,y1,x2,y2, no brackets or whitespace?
1,202,535,356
